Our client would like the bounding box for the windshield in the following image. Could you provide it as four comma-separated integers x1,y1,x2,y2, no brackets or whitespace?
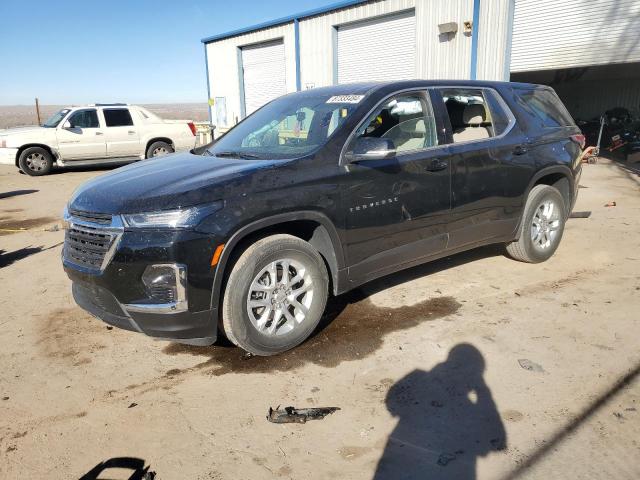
42,109,71,128
207,93,363,159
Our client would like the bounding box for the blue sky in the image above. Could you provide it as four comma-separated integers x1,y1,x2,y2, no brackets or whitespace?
0,0,340,105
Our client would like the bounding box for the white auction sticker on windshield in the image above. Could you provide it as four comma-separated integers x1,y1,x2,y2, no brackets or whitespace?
326,95,364,104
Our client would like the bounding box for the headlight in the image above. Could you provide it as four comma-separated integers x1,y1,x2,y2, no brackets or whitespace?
122,202,222,229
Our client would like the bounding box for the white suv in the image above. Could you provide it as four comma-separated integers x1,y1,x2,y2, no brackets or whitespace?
0,104,197,176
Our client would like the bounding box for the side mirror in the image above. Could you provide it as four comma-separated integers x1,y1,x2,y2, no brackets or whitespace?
345,137,396,163
62,121,72,129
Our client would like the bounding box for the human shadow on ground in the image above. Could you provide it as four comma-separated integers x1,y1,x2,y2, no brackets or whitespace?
78,457,155,480
0,243,62,268
374,344,506,480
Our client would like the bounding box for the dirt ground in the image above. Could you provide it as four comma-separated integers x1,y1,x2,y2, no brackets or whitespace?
0,159,638,479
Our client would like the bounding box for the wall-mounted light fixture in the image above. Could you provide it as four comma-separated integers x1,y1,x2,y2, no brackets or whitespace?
438,22,458,42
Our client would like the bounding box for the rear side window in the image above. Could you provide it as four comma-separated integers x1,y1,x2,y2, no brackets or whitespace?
517,89,575,128
440,88,510,143
68,109,99,128
103,109,133,127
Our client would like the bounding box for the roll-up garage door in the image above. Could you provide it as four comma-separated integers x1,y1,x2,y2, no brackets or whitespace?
241,39,286,115
337,10,416,84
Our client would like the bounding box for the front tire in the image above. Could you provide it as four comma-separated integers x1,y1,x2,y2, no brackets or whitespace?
18,147,53,176
146,141,174,158
221,234,329,356
506,184,567,263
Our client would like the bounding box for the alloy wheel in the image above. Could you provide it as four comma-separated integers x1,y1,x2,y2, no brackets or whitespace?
246,258,314,336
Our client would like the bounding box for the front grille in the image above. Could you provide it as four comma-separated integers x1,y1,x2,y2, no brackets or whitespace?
64,224,117,270
68,208,112,225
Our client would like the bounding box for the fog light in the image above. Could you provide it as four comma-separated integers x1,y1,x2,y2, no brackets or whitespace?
139,264,187,311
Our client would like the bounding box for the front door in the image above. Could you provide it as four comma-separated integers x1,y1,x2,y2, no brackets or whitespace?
56,109,106,160
342,90,451,283
102,108,141,158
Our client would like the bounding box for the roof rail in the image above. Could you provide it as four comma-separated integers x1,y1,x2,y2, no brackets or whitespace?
91,103,128,106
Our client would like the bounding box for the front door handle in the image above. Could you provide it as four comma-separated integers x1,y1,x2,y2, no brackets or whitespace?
95,131,103,136
425,159,448,172
513,145,528,155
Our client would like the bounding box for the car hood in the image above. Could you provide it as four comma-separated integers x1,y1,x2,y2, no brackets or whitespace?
0,125,49,135
0,125,56,148
68,151,284,214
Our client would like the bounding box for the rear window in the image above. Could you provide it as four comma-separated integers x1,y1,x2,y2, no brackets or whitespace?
517,89,575,128
103,108,134,127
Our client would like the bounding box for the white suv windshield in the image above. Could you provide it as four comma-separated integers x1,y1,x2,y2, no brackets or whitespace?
207,94,362,159
42,109,70,128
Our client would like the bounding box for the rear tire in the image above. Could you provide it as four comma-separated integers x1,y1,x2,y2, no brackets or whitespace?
146,141,174,158
506,184,566,263
221,234,329,356
18,147,53,176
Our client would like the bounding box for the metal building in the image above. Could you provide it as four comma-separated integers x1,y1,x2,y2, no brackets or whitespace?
202,0,514,131
202,0,640,132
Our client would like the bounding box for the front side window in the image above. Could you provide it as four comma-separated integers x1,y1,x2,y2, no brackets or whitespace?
103,109,133,127
207,93,359,159
68,109,99,129
349,93,439,154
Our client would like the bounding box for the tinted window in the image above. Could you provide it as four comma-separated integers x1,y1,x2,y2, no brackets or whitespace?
517,89,575,128
104,109,133,127
68,109,99,128
350,93,438,153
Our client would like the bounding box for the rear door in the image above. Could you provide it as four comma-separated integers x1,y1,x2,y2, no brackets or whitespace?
433,87,521,249
342,90,450,283
56,108,106,160
102,108,141,158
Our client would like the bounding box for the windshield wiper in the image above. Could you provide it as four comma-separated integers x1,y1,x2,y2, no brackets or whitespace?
214,151,262,160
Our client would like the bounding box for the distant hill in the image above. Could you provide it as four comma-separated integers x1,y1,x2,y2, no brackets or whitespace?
0,103,209,129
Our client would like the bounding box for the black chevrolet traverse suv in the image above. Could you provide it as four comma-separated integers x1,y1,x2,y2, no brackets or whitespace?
63,80,583,355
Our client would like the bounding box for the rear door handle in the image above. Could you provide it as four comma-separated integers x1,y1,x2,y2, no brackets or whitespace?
128,130,136,135
513,145,528,155
425,159,448,172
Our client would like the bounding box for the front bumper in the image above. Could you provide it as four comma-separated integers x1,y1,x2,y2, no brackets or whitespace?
0,147,18,165
71,281,216,345
63,224,221,345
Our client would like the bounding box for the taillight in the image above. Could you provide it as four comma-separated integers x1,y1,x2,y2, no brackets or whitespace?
571,133,586,149
187,122,196,136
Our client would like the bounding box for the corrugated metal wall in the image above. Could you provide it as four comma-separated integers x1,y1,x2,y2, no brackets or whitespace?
477,0,514,80
205,23,296,128
555,78,640,119
511,0,640,72
416,0,474,79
